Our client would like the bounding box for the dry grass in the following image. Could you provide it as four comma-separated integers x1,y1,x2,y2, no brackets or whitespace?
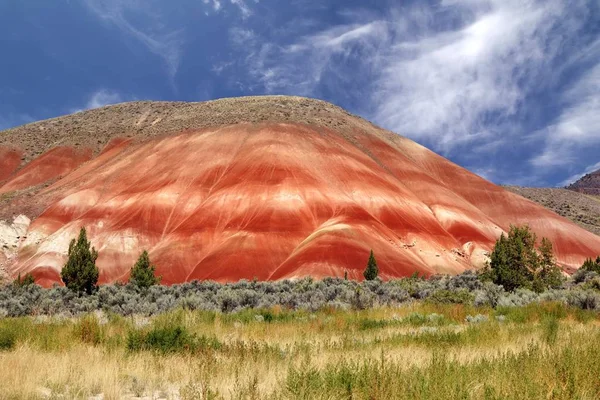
0,303,598,399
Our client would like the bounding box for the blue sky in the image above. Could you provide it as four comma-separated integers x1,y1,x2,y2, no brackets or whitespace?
1,0,599,187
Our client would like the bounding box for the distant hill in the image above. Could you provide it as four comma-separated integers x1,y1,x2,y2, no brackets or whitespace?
505,186,600,236
567,169,600,195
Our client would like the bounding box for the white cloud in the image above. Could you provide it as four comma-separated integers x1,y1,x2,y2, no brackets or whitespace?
71,89,126,113
229,27,256,47
246,21,389,94
240,0,590,153
230,0,253,18
373,0,584,153
231,0,598,185
532,62,600,168
203,0,222,12
203,0,256,18
84,0,184,80
85,89,124,110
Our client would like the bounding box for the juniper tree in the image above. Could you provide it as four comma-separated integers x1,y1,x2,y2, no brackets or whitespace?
13,273,35,288
535,237,563,291
129,250,161,289
486,225,537,291
363,250,379,281
61,227,99,295
486,225,562,292
581,257,600,274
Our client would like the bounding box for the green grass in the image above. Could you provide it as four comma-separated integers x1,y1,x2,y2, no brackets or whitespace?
127,325,222,354
0,326,16,351
281,339,600,399
0,302,598,399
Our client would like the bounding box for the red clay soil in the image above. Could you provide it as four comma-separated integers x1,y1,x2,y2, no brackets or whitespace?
0,146,92,195
2,99,600,286
0,147,21,183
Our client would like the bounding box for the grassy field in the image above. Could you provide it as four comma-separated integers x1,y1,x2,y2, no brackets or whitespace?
0,302,599,399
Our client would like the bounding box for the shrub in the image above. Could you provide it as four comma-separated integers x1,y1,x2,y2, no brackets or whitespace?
13,273,35,288
73,314,104,345
541,316,559,346
473,282,504,307
497,288,539,308
129,250,161,289
465,314,488,323
0,327,16,350
351,286,374,310
127,325,220,354
363,250,378,281
580,257,600,274
572,268,598,284
428,289,474,305
533,238,564,291
568,290,600,310
61,227,99,295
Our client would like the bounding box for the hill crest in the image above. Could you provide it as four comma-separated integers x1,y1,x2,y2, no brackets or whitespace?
567,169,600,195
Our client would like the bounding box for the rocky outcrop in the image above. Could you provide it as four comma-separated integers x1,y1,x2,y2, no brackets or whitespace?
0,215,31,284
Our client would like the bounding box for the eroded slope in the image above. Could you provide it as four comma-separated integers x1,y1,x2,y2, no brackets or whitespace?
2,97,600,285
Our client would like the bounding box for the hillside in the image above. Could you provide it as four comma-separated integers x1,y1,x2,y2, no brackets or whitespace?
567,169,600,195
505,186,600,236
2,96,600,286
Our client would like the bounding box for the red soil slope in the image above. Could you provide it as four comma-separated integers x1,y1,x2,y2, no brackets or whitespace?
0,147,21,182
2,98,600,286
0,146,91,194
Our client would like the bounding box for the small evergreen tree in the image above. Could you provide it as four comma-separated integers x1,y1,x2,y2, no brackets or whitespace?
13,273,35,288
534,237,563,291
129,250,161,289
581,257,600,274
487,226,536,291
61,227,99,295
363,250,378,281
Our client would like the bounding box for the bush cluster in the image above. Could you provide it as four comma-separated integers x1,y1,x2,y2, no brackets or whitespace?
1,270,599,317
0,326,16,350
127,325,220,354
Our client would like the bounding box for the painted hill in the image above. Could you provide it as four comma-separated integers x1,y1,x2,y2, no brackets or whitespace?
567,169,600,195
2,96,600,286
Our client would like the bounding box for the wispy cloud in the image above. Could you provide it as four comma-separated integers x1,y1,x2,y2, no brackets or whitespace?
230,0,254,19
245,21,389,94
84,0,184,80
233,0,598,185
373,0,587,154
240,0,584,145
84,89,124,110
203,0,256,18
71,89,126,113
531,61,600,168
203,0,222,12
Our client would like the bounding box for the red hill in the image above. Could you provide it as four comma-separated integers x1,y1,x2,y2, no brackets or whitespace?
1,96,599,286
